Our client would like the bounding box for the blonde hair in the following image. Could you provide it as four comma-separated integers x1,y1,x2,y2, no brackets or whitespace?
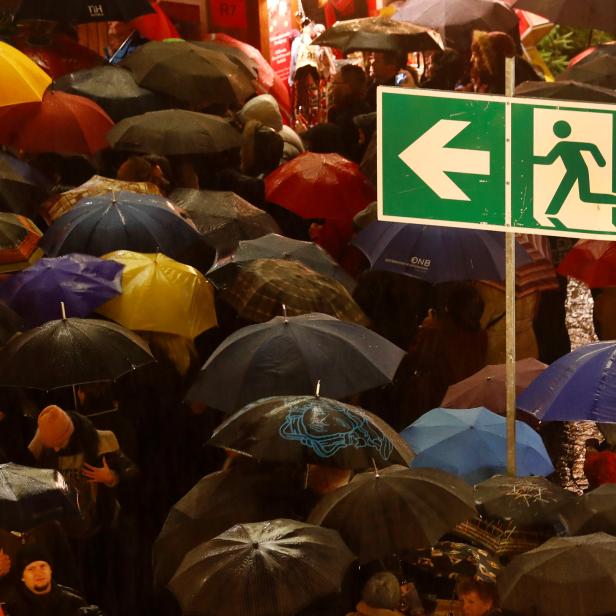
140,332,197,377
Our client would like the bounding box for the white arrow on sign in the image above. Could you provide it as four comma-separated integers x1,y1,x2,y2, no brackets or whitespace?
399,119,491,201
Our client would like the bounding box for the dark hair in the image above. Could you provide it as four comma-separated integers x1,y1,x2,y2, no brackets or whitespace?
424,48,465,90
379,50,405,70
456,577,498,606
56,412,100,465
340,63,367,92
445,283,484,332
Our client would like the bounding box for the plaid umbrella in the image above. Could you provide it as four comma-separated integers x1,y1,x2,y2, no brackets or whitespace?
0,213,43,273
221,258,368,325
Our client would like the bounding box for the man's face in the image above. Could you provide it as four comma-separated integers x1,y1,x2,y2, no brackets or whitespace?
372,52,396,82
460,591,493,616
22,561,52,595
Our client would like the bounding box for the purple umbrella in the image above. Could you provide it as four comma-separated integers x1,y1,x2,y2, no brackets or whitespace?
0,253,123,328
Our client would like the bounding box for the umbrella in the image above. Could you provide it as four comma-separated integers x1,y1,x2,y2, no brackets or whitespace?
0,152,49,218
312,16,441,53
41,175,162,224
568,43,616,68
167,519,355,616
97,251,217,339
0,212,43,274
53,65,169,122
208,233,356,291
498,533,616,616
559,484,616,536
0,41,51,107
441,358,547,415
557,55,616,89
393,0,520,49
40,190,215,273
0,316,153,390
511,0,616,31
0,90,114,155
0,302,23,345
353,221,531,283
515,79,616,104
121,40,255,107
0,463,77,531
131,0,179,41
474,475,575,530
0,253,123,328
557,239,616,287
15,0,154,22
107,109,242,156
195,41,259,83
265,152,375,221
308,466,475,563
185,312,405,413
210,395,414,470
516,342,616,422
153,463,306,587
400,407,554,484
221,258,369,325
170,189,280,255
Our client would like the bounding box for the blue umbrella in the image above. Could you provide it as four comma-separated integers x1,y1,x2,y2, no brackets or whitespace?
40,190,215,272
352,221,531,283
0,253,123,328
400,407,554,484
517,342,616,422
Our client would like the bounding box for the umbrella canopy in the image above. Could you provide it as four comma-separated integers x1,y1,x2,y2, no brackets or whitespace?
511,0,616,31
559,484,616,536
0,462,77,531
568,43,616,68
40,190,215,273
498,533,616,616
221,258,368,325
312,16,441,53
168,519,355,616
401,407,554,484
0,151,49,218
0,302,23,346
474,475,575,530
131,0,180,41
209,233,356,291
53,65,169,122
441,358,547,415
353,221,531,283
121,40,255,107
107,109,242,156
15,0,154,22
98,251,217,339
393,0,520,49
195,41,259,83
557,239,616,287
210,395,414,470
170,188,280,255
515,79,616,104
517,341,616,422
0,253,123,328
265,152,376,221
185,313,405,413
153,463,305,587
0,90,114,155
0,212,43,274
0,41,51,108
557,54,616,89
308,466,475,563
0,316,153,390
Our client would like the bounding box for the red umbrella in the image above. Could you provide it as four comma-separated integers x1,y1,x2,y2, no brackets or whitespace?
0,90,113,155
557,240,616,287
131,0,179,41
265,152,376,221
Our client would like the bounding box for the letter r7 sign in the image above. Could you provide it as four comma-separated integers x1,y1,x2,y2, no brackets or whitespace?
378,87,616,239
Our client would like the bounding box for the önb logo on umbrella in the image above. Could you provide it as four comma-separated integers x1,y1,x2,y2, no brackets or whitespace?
279,403,393,460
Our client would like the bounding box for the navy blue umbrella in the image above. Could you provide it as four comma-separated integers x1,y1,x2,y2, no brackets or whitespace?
40,190,214,272
352,221,531,283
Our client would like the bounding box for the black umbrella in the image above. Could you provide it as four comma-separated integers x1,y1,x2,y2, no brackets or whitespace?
0,301,22,345
0,463,78,531
573,43,616,66
0,316,153,390
107,110,242,156
194,41,259,82
511,0,616,31
474,475,576,530
515,79,616,103
15,0,154,22
152,463,306,588
312,16,441,53
0,152,49,218
559,484,616,535
557,54,616,89
185,313,405,414
498,533,616,616
53,66,169,122
40,190,215,272
167,519,355,616
210,395,414,470
170,188,280,254
308,466,476,563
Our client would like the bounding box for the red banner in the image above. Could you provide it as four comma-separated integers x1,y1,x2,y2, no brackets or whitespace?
267,0,293,83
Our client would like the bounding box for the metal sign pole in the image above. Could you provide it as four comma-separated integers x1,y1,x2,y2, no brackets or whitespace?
505,56,516,476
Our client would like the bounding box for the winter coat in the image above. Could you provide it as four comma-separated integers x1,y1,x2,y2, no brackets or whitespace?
347,601,404,616
3,583,86,616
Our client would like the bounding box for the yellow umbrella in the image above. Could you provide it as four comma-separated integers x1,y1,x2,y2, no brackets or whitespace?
0,42,51,108
97,251,217,339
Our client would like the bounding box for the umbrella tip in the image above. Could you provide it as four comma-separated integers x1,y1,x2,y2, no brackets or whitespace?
371,457,380,477
282,303,288,323
315,379,321,397
111,190,117,205
60,301,67,320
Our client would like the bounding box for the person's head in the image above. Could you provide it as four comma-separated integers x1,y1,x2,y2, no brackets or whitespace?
470,30,516,93
425,47,465,90
301,123,347,156
37,405,74,452
445,283,485,332
361,571,401,610
241,120,284,176
139,331,198,377
18,545,53,596
456,578,498,616
117,155,170,193
372,51,404,83
332,64,367,106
